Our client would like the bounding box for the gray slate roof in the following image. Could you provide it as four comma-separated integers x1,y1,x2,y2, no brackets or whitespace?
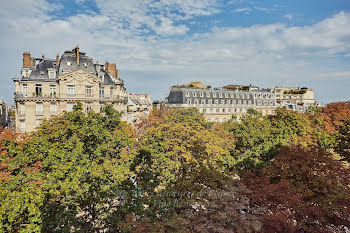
22,50,119,86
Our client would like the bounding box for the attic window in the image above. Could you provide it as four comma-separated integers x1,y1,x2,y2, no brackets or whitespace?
40,71,44,75
49,71,56,79
99,74,104,82
67,61,71,66
83,63,87,68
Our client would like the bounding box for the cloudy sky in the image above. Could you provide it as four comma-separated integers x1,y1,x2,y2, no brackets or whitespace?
0,0,350,104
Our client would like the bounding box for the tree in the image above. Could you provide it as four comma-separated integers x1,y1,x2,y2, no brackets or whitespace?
244,144,350,232
335,119,350,162
0,104,137,232
321,101,350,132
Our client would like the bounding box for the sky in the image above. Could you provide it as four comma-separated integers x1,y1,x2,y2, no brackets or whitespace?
0,0,350,104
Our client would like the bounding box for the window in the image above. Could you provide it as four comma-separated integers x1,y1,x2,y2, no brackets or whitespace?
85,86,93,96
228,108,231,112
85,102,93,113
67,102,75,112
200,92,204,97
206,92,211,98
22,84,27,97
220,100,225,104
215,118,219,123
20,103,25,114
50,85,56,97
20,120,25,132
208,100,212,104
225,93,228,98
216,108,220,113
214,100,218,105
67,85,75,95
219,93,223,98
50,102,57,114
207,118,211,122
213,93,217,98
193,92,197,97
187,99,191,104
99,74,104,82
222,108,225,113
223,118,227,122
36,102,43,115
210,108,213,113
203,109,207,113
186,91,190,97
99,87,105,98
194,99,198,104
35,84,42,97
48,71,55,79
201,100,206,104
110,87,113,98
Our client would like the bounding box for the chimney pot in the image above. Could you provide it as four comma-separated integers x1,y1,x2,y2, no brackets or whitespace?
56,53,60,64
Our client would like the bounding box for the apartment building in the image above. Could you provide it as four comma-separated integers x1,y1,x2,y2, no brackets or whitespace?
274,87,316,112
165,82,277,122
0,100,12,127
127,94,153,124
13,47,128,132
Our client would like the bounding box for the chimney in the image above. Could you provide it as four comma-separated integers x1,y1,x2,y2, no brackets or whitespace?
73,46,80,65
56,53,60,64
23,52,33,67
116,70,120,79
42,54,45,59
105,61,117,77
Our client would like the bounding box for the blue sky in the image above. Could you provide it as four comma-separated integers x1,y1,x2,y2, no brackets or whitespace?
0,0,350,104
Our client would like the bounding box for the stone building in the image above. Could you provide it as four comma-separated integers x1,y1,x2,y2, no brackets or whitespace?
13,47,128,132
127,94,152,124
0,100,12,127
165,83,277,122
274,87,316,112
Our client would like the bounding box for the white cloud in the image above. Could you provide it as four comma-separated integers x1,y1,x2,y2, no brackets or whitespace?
0,1,349,103
284,14,292,20
232,8,252,14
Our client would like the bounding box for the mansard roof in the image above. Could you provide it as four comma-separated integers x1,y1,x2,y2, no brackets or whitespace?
21,49,119,86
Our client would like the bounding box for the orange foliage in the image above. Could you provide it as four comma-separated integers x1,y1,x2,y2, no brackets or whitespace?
321,101,350,132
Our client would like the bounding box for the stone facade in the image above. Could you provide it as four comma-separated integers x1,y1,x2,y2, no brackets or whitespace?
274,87,316,112
13,47,128,132
127,94,152,124
165,84,277,122
0,100,12,127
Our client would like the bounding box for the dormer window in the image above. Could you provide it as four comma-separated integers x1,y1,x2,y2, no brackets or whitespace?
40,71,44,75
99,74,104,82
49,71,56,79
67,61,71,66
83,62,88,68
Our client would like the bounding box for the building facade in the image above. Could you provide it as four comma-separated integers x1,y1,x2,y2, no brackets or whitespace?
13,47,128,132
126,94,153,124
0,100,12,127
274,87,316,112
165,83,277,122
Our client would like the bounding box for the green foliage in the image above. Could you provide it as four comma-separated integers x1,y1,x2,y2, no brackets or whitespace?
225,108,313,172
335,118,350,162
0,104,136,232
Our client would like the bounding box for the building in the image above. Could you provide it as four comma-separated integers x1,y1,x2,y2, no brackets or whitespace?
13,46,128,132
274,87,316,112
0,100,12,127
165,83,277,122
127,94,152,124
